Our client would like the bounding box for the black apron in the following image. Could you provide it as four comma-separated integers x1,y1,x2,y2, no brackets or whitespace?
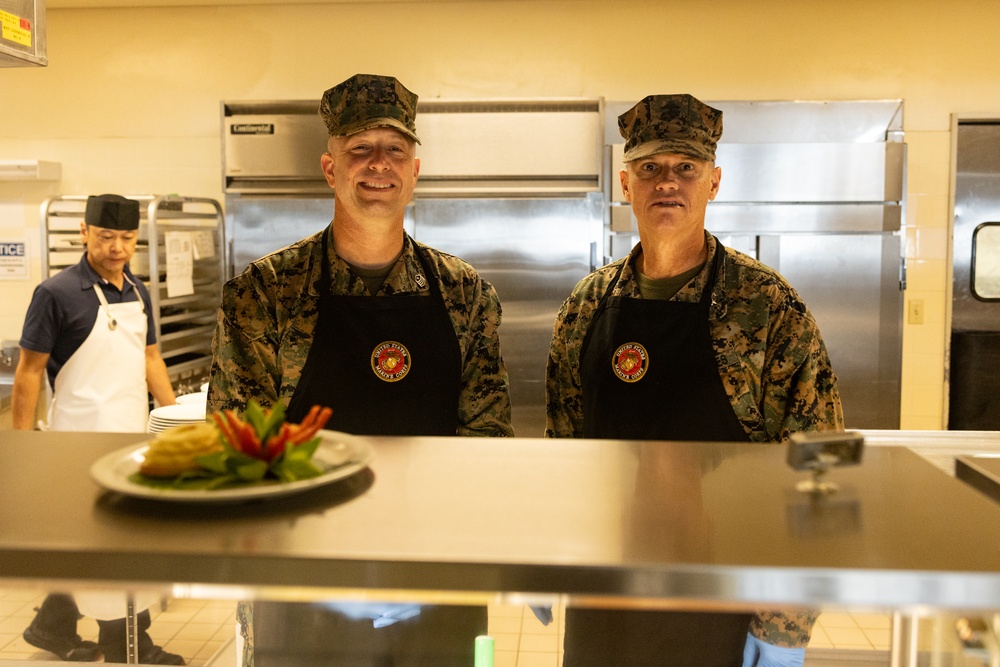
261,233,484,667
286,231,461,435
566,240,754,667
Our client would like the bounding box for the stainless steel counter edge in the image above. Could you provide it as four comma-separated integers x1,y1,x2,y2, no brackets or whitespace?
1,430,999,612
1,550,999,612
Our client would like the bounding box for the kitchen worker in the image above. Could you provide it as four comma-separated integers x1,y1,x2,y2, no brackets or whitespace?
12,194,183,664
545,94,845,666
208,73,512,666
13,194,176,432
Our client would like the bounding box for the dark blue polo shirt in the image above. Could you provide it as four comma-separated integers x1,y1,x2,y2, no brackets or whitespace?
19,253,157,389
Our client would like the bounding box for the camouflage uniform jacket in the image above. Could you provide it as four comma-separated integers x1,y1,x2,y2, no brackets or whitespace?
545,232,844,647
208,227,513,438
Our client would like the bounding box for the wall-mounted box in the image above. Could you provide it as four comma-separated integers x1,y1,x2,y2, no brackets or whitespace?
0,160,60,180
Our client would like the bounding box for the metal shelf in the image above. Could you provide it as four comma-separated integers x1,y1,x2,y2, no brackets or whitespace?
41,195,225,392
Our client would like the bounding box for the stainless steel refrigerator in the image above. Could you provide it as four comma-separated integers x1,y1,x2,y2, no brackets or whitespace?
222,99,605,437
221,98,905,434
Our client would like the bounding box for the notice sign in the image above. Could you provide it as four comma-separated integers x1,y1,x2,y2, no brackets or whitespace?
0,11,32,48
0,239,28,280
165,231,194,298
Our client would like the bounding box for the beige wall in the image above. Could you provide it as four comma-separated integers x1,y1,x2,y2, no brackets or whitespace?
3,0,999,429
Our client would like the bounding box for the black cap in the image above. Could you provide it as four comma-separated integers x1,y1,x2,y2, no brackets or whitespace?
84,195,140,231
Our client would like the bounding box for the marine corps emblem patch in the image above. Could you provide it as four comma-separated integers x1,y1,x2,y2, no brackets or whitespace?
371,341,411,382
612,343,648,383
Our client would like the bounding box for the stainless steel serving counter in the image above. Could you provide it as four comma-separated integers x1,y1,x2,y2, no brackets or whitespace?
0,430,999,615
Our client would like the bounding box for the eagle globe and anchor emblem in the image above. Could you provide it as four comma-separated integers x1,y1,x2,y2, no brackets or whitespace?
612,342,649,383
371,341,412,382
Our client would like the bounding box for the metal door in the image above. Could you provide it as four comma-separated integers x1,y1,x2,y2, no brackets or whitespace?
413,196,603,438
951,122,1000,430
716,233,903,430
770,234,903,430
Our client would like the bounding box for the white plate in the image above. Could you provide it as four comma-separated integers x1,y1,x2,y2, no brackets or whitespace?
90,430,374,503
175,392,208,405
150,403,206,421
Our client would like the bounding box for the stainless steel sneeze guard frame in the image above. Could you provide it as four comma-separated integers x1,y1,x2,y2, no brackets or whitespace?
956,455,1000,505
0,431,999,614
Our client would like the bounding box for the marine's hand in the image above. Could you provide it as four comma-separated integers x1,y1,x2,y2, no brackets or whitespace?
742,633,805,667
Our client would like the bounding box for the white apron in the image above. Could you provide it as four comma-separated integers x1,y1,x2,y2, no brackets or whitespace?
48,284,149,433
51,284,160,618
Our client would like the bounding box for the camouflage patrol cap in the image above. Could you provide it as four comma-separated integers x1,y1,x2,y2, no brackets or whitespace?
84,194,139,231
618,94,723,162
319,74,421,144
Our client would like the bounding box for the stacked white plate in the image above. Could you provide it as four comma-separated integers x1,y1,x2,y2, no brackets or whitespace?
176,391,208,406
147,402,207,433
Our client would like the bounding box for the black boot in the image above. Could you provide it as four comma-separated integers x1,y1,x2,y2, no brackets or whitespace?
22,594,102,661
97,609,185,665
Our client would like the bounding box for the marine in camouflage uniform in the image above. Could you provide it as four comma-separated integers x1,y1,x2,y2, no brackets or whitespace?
211,73,510,667
547,233,841,650
545,93,844,661
207,72,512,435
546,232,843,445
208,230,513,436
